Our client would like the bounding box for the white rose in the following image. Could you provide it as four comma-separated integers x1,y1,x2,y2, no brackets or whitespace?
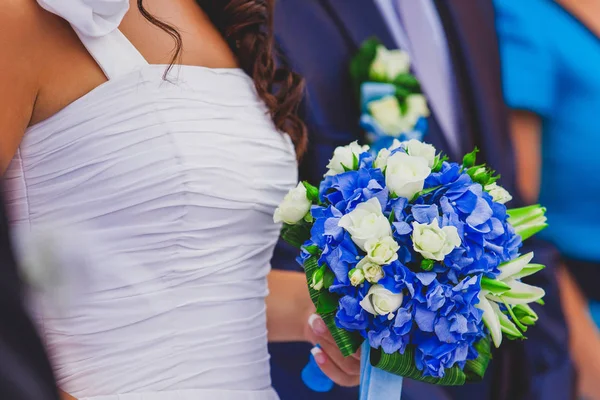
325,141,369,176
389,139,403,150
373,140,403,170
349,268,365,286
374,148,391,170
364,236,399,265
338,198,392,251
370,46,411,81
405,139,436,168
485,183,513,204
368,96,410,136
357,257,385,283
412,219,461,261
405,94,430,120
273,183,312,225
360,284,404,318
385,152,431,199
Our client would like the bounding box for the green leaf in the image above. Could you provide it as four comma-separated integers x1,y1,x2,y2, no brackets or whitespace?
316,290,339,314
514,222,549,241
303,256,321,306
497,252,535,280
536,298,545,306
303,213,314,224
352,152,359,170
302,181,319,203
369,337,491,384
481,277,511,294
388,208,396,224
341,163,353,172
507,205,548,240
479,295,502,348
512,263,546,280
421,259,435,271
399,98,408,115
371,346,467,385
501,298,528,332
323,269,335,289
462,147,479,168
321,312,363,357
303,245,320,256
393,73,421,93
350,38,380,97
507,205,545,224
432,154,448,172
490,300,524,338
395,86,411,102
467,165,492,185
281,222,311,249
464,338,492,382
411,185,442,202
491,279,545,305
512,304,539,326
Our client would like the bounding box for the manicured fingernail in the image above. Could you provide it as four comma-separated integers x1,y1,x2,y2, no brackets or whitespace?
308,314,327,336
311,346,326,365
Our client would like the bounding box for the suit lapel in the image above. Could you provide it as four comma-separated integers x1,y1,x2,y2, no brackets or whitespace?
321,0,452,155
320,0,396,50
434,0,517,195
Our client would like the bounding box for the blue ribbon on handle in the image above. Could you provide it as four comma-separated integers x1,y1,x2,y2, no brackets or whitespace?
302,342,404,399
360,342,404,400
301,346,334,392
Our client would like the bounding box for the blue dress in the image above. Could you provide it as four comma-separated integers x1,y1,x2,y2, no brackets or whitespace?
495,0,600,324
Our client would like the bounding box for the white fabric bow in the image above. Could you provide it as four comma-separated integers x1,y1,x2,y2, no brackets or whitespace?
37,0,129,37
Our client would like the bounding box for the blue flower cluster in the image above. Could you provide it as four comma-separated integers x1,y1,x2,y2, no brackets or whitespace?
301,148,522,378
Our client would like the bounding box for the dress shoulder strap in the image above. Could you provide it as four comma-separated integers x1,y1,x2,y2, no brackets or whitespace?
77,30,149,80
37,0,149,79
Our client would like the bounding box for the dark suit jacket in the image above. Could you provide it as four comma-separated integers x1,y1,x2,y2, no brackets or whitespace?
270,0,574,399
0,195,59,400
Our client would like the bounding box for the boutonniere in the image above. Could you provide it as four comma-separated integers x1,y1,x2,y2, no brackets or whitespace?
351,39,430,151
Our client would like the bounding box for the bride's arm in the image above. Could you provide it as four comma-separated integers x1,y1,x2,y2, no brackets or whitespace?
0,2,44,174
266,269,312,342
266,269,360,386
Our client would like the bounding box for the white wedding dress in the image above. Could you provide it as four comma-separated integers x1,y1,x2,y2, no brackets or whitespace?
3,1,297,399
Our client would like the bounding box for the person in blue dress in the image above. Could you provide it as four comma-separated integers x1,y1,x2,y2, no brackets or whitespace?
495,0,600,397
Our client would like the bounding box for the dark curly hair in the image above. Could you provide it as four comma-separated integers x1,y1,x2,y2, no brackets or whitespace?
137,0,307,158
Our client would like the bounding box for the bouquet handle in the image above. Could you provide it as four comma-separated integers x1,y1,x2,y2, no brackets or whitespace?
360,342,403,400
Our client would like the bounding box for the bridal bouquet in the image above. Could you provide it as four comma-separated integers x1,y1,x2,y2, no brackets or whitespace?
274,140,548,389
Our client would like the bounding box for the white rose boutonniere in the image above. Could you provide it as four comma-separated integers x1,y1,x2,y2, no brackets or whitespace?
368,96,410,136
370,45,411,82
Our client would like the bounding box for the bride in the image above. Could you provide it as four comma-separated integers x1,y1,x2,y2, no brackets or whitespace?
0,0,359,399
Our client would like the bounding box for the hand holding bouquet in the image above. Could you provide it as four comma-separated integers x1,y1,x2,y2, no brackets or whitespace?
275,139,547,391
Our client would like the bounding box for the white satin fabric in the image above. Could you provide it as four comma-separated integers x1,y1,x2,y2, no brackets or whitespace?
5,2,297,399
